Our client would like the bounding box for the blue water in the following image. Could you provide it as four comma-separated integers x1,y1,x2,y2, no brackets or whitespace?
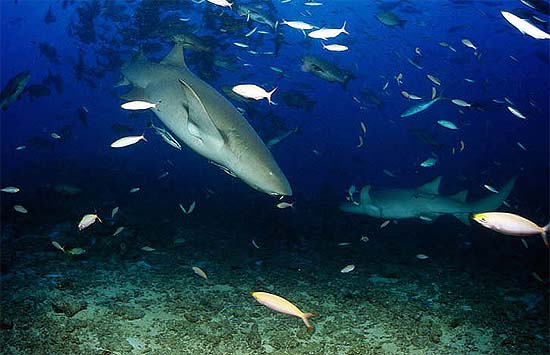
1,1,549,354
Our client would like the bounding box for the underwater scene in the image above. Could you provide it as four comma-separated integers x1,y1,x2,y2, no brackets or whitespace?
1,0,549,354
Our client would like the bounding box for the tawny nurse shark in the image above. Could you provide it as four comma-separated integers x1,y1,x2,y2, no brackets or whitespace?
119,44,292,196
340,176,517,224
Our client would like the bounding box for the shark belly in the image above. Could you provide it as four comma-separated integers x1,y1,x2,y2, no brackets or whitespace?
120,45,292,196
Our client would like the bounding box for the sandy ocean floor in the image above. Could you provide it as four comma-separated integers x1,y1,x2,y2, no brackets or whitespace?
1,212,548,355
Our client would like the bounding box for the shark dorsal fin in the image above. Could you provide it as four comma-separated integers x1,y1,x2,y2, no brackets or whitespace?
418,176,442,195
178,79,224,147
450,190,468,203
360,185,372,204
161,43,186,67
120,87,147,101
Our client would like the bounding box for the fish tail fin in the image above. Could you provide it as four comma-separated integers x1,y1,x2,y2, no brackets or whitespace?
302,312,316,331
268,87,278,105
342,21,349,34
341,73,353,89
542,223,550,247
141,134,148,142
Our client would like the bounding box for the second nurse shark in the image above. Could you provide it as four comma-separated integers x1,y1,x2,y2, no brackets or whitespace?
118,43,292,197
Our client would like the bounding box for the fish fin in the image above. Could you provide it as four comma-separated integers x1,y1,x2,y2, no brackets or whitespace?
302,312,316,331
114,77,130,87
453,213,471,225
120,87,147,101
450,190,468,203
178,79,224,146
541,222,549,246
161,43,186,67
360,185,372,204
417,176,442,195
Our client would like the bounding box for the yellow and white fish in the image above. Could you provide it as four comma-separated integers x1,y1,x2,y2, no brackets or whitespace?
251,292,316,330
473,212,549,246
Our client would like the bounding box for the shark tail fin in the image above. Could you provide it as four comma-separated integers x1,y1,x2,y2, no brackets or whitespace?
470,175,517,212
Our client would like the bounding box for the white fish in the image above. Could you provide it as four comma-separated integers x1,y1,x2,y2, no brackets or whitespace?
304,1,322,5
473,212,549,246
13,205,28,214
51,133,61,139
245,27,257,37
141,246,155,252
461,38,477,50
251,240,260,249
111,206,119,218
112,226,125,237
1,186,20,193
308,21,348,40
281,20,315,30
120,100,159,110
483,184,499,193
192,266,208,280
340,264,355,273
517,142,527,151
206,0,232,8
129,187,141,193
52,241,65,253
232,84,277,104
507,106,526,119
78,213,101,230
110,135,147,148
179,201,196,214
427,74,441,86
464,78,475,83
451,99,471,107
360,122,367,135
501,11,550,40
357,135,363,148
420,157,437,167
437,120,458,130
416,254,429,260
276,201,295,209
322,43,348,52
15,145,26,150
380,220,390,229
233,42,249,48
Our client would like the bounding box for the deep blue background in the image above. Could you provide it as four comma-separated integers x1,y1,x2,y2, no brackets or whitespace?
1,0,548,228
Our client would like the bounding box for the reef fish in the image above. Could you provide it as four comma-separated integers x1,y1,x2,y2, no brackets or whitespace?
252,292,315,330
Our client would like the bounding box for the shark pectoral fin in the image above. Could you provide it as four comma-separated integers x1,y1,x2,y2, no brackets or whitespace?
418,176,442,195
178,79,224,147
453,213,471,225
450,190,468,203
360,185,372,204
162,43,186,67
121,87,147,101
